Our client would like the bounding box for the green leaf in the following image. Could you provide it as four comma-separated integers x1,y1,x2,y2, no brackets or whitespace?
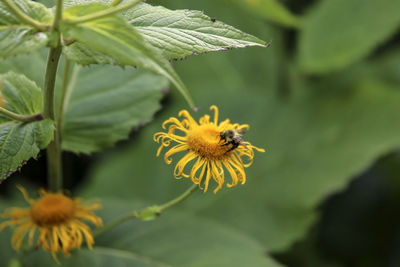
229,0,301,28
0,50,46,86
36,0,56,8
63,1,267,61
0,0,52,57
61,64,168,154
63,43,119,66
298,0,400,74
122,2,268,59
61,3,194,107
0,72,54,181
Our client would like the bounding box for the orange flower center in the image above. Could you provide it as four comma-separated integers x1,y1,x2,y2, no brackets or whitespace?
187,124,232,160
30,194,76,226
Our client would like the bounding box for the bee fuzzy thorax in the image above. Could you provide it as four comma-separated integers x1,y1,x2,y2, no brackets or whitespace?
219,128,247,152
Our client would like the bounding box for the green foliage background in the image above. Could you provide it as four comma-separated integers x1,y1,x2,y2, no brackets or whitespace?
1,0,400,266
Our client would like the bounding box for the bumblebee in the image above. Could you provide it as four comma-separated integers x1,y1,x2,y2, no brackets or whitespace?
219,128,247,152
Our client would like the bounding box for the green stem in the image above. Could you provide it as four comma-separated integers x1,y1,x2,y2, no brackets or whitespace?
43,46,62,192
0,107,42,122
56,58,71,142
159,184,198,211
93,210,136,238
52,0,63,30
93,184,198,238
2,0,49,31
63,0,142,24
110,0,123,6
43,47,62,120
43,0,64,192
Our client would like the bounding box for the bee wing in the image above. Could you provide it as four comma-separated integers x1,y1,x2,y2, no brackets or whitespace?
236,128,246,135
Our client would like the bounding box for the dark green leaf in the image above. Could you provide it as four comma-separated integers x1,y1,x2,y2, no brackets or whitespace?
229,0,301,28
298,0,400,74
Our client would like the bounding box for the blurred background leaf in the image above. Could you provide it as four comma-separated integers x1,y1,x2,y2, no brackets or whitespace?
274,152,400,267
298,0,400,74
226,0,301,28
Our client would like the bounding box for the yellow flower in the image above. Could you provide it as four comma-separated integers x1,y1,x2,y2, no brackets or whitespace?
154,105,265,193
0,186,103,260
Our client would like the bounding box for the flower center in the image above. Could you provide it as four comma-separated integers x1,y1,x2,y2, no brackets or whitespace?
31,194,76,226
187,124,231,160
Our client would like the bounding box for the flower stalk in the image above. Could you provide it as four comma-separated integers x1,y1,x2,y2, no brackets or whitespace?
159,184,198,211
93,184,198,238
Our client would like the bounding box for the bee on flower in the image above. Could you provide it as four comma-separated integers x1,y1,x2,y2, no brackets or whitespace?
154,105,265,193
0,186,102,260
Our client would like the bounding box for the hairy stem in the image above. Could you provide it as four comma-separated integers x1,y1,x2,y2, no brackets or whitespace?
63,0,142,24
43,0,64,192
93,184,198,238
2,0,48,31
43,47,62,123
43,46,62,192
0,107,42,122
52,0,63,30
56,58,71,142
